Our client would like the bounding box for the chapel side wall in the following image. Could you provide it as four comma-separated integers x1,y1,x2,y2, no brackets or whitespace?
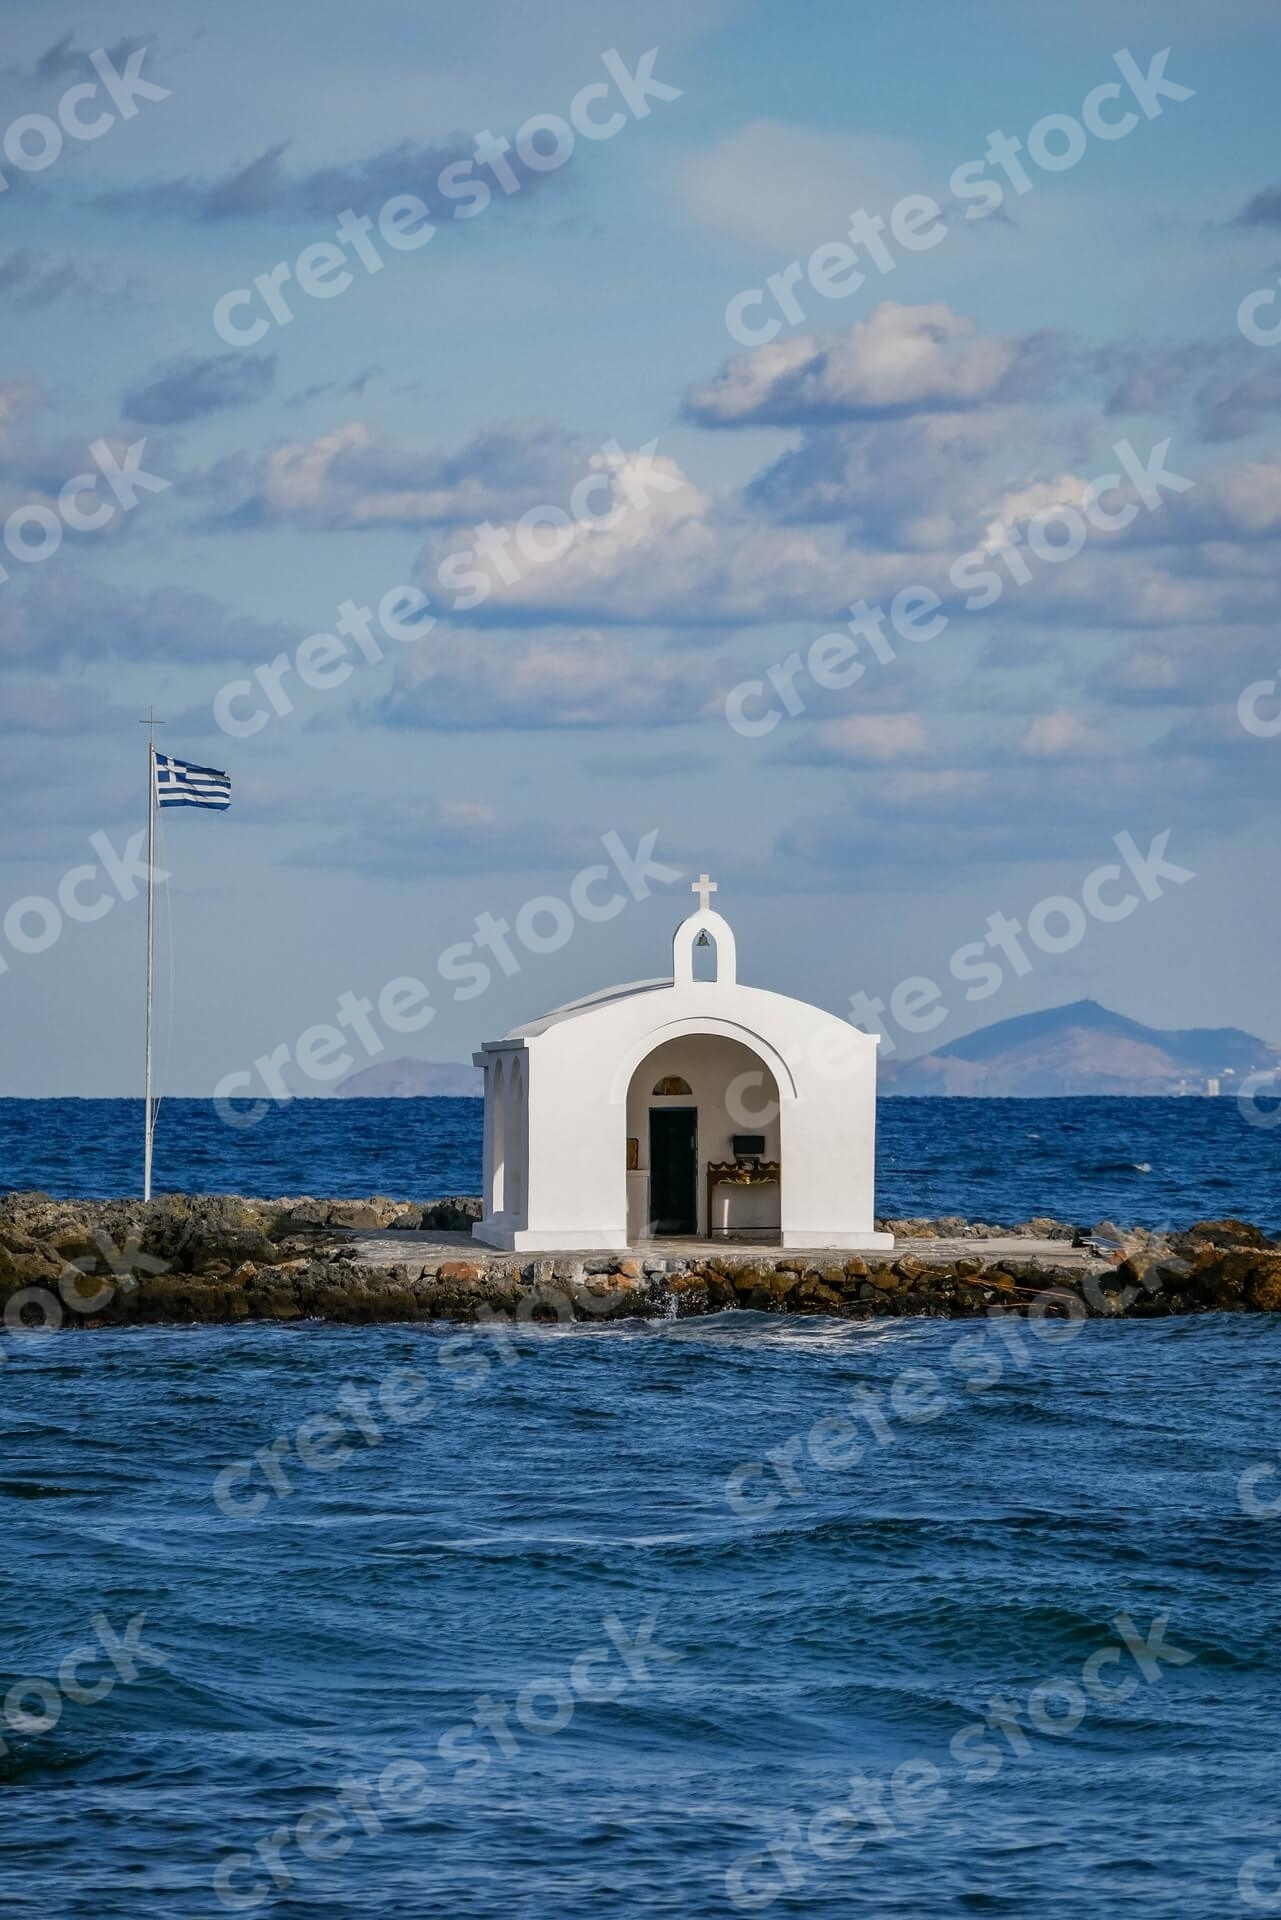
522,1035,628,1237
778,1036,881,1235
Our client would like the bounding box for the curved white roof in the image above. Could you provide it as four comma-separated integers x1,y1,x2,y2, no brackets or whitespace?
503,977,671,1040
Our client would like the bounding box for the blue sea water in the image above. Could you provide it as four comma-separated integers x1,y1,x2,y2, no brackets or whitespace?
2,1312,1278,1917
0,1093,1276,1230
3,1099,1278,1916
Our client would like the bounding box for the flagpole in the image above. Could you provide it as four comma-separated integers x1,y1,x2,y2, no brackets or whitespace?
134,728,226,1198
139,708,164,1201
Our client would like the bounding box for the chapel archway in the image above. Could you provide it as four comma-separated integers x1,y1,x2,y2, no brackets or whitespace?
625,1033,781,1243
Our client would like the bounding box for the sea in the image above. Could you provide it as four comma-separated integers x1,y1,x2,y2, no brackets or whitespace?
2,1098,1277,1917
0,1092,1276,1230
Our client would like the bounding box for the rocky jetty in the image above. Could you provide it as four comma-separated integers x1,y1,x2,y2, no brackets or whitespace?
1,1192,1279,1330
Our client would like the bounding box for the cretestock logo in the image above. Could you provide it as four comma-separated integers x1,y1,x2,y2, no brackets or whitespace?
846,830,1195,1055
1238,674,1281,739
213,831,681,1124
725,438,1191,738
0,827,169,976
725,1611,1194,1909
0,438,169,585
723,48,1193,346
213,1608,681,1910
2,1226,163,1356
1238,282,1281,347
0,1610,168,1754
209,437,681,737
212,48,681,345
0,45,169,195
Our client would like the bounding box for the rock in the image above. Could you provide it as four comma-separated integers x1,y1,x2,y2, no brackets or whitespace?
1249,1268,1281,1312
727,1261,774,1292
0,1235,64,1288
797,1278,842,1310
668,1274,710,1314
1112,1251,1166,1298
284,1200,331,1226
327,1201,395,1229
1182,1218,1273,1250
438,1261,486,1283
0,1191,1274,1329
1186,1249,1281,1311
1024,1216,1075,1241
420,1197,484,1231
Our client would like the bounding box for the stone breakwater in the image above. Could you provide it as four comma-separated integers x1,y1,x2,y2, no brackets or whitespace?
2,1192,1280,1328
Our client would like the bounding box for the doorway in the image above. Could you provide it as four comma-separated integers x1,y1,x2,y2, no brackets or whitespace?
648,1107,697,1235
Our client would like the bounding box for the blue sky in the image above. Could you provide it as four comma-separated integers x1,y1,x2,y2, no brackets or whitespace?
2,0,1280,1096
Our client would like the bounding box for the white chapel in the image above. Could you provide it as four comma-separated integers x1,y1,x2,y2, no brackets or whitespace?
471,877,892,1254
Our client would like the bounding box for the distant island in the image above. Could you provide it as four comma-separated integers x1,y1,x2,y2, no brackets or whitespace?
334,1059,482,1098
330,1002,1280,1102
881,999,1280,1097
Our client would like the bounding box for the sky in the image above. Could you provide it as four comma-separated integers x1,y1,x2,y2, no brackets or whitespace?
1,0,1280,1098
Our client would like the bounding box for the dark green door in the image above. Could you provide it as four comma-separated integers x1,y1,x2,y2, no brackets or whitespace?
649,1107,697,1235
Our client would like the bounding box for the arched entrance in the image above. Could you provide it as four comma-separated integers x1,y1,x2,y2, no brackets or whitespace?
625,1034,781,1242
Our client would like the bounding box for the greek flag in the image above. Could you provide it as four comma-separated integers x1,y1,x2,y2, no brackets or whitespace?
154,753,231,811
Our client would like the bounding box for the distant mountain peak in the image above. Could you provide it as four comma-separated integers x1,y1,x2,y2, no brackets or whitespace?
882,1000,1278,1097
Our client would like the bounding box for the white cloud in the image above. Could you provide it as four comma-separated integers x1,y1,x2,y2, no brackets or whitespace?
678,121,924,253
289,791,602,878
686,302,1045,426
745,407,1043,550
0,377,41,442
198,418,586,531
1019,711,1103,759
1176,459,1281,539
0,570,291,666
982,473,1093,534
409,426,1281,634
808,713,929,763
1087,624,1277,708
374,629,726,729
416,445,913,625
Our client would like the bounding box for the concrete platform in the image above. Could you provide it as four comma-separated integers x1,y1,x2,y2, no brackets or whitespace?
345,1229,1104,1271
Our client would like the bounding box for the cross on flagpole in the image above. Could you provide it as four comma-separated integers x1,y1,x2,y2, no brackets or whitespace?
138,707,165,1201
692,872,717,913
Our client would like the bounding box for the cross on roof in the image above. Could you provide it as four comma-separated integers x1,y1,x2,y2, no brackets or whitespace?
692,872,717,913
